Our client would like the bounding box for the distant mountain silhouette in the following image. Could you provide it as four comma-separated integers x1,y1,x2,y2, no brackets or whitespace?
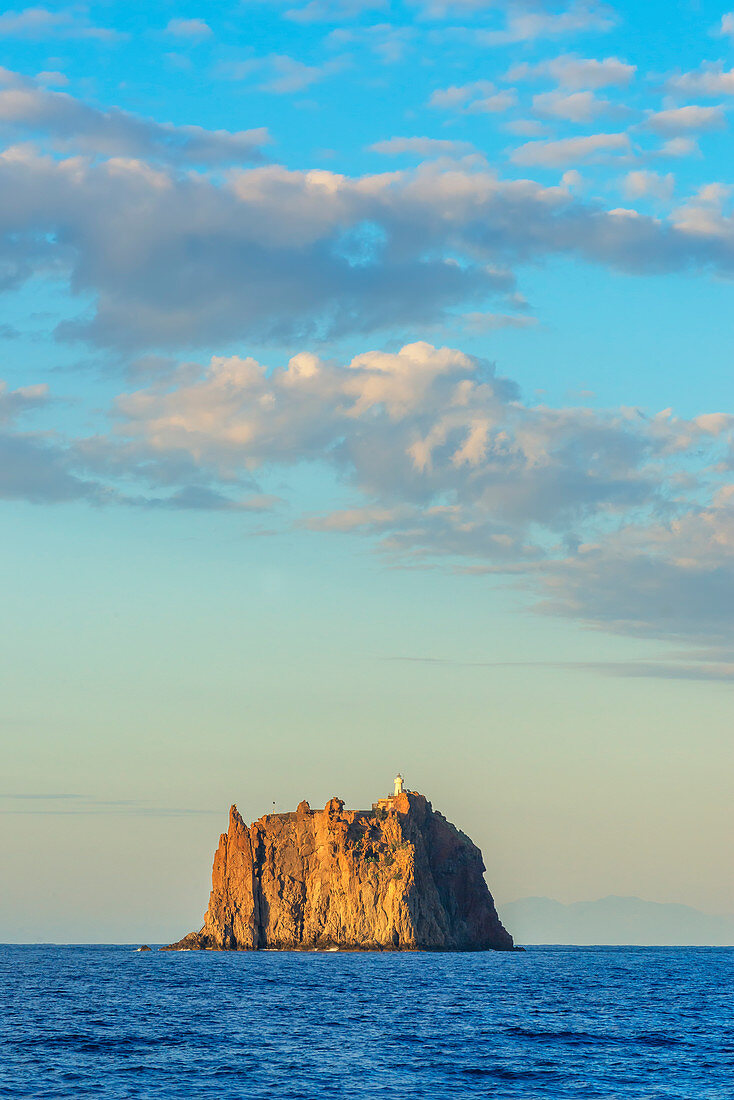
499,895,734,946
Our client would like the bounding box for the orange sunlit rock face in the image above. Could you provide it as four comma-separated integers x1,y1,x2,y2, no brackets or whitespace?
164,792,513,951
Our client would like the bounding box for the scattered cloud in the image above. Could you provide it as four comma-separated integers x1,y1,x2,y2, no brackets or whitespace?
715,12,734,39
667,63,734,97
461,311,538,331
369,136,476,156
532,89,615,122
560,168,583,190
409,0,499,17
217,52,346,91
0,69,270,164
468,90,518,114
259,54,345,93
326,24,413,63
475,2,616,45
643,105,727,135
670,182,733,237
0,6,123,41
621,170,675,202
505,118,547,137
428,80,515,114
507,53,634,89
164,18,213,40
35,70,68,86
264,0,611,32
511,131,631,166
284,0,388,23
655,136,701,159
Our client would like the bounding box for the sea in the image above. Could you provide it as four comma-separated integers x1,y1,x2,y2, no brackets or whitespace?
1,945,732,1099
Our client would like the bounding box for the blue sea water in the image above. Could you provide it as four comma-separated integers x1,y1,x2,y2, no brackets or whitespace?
0,946,732,1099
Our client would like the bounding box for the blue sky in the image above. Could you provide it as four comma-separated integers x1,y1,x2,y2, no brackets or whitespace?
1,0,733,941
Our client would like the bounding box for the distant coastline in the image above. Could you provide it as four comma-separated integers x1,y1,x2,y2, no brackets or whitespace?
498,895,734,947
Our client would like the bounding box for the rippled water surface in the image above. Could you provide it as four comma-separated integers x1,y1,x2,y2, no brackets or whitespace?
1,945,732,1098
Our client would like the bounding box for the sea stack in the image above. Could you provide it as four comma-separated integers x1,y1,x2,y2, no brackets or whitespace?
165,783,514,951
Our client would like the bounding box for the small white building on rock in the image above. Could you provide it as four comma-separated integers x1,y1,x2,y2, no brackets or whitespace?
372,773,410,812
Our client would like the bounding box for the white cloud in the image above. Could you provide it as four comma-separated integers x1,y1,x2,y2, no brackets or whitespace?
560,168,583,191
655,136,701,158
511,131,630,166
716,12,734,38
326,24,413,63
428,81,516,114
476,2,616,45
467,90,518,113
667,63,734,96
259,54,344,93
671,183,733,238
218,53,346,91
164,18,213,40
285,0,607,27
243,0,386,20
644,105,727,134
0,6,122,41
369,136,476,156
508,53,635,89
284,0,387,22
621,170,674,202
505,118,547,137
429,79,493,109
408,0,499,17
0,69,269,164
461,312,538,332
35,70,68,86
532,89,613,122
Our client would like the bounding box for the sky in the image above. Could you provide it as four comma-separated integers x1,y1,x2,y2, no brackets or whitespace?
1,0,733,943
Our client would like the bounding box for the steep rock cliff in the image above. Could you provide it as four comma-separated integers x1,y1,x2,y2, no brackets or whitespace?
164,792,513,951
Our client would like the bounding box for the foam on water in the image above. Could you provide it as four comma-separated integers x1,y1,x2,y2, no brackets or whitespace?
1,945,732,1098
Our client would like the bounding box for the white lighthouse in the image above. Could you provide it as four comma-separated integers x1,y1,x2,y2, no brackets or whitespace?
394,773,404,796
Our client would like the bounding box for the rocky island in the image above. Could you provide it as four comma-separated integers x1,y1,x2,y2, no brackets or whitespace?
165,778,514,952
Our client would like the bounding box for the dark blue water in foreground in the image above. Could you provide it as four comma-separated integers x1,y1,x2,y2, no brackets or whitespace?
1,946,732,1099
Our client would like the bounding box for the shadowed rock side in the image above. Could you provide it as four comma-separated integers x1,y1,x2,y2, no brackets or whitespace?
164,792,514,951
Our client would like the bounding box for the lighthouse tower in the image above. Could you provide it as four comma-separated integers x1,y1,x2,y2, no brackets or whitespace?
372,773,410,812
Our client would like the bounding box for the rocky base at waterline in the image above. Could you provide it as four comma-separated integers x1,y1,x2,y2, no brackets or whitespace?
164,790,514,951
